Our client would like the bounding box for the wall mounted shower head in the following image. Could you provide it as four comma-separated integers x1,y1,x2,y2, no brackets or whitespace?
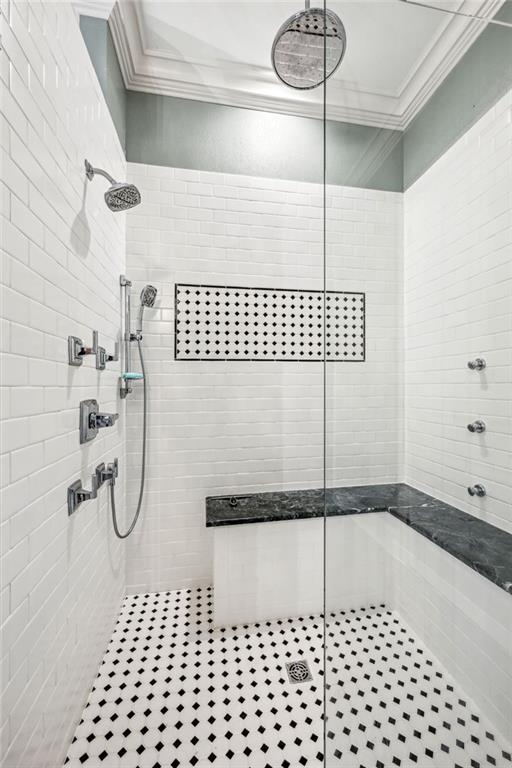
136,284,158,335
85,159,141,212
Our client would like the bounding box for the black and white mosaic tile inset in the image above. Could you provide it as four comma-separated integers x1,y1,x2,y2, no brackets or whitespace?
174,284,365,361
65,588,511,768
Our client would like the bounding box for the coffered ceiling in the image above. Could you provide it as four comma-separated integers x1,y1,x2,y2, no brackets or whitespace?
100,0,505,129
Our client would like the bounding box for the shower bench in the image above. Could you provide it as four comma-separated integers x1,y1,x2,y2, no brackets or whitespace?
206,483,512,744
206,482,511,625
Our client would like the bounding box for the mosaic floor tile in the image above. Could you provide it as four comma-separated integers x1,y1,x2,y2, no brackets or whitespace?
65,587,511,768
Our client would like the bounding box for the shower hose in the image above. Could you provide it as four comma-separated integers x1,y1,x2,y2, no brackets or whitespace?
110,338,147,539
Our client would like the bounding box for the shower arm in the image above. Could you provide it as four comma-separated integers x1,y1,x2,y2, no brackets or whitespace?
84,159,117,186
398,0,512,29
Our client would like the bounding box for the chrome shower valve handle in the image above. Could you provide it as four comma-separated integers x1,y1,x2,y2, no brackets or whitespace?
68,460,120,516
79,399,119,443
69,332,118,370
67,474,98,515
68,330,98,366
97,339,119,370
94,412,119,429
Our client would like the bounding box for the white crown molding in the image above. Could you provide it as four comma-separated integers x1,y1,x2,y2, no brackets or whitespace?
74,1,115,20
397,0,505,126
109,0,506,131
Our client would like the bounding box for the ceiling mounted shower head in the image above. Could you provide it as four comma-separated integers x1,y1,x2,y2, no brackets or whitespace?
85,159,141,212
271,2,346,90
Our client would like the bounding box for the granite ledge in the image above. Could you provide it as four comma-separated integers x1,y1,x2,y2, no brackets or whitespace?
205,483,512,597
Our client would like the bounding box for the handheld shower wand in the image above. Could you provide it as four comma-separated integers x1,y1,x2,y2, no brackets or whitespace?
136,285,158,338
111,280,158,538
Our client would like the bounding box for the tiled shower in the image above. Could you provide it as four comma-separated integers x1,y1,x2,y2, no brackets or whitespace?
124,166,403,594
1,2,511,768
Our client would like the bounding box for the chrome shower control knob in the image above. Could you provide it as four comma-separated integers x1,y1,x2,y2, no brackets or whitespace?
467,420,486,433
95,412,119,428
468,484,486,497
467,358,486,371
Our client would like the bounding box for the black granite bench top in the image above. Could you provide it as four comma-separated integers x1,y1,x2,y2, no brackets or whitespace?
206,483,512,597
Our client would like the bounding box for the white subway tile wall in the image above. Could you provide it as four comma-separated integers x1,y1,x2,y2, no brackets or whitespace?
214,513,390,628
2,2,511,764
382,513,512,743
1,2,126,767
125,163,403,594
404,89,512,533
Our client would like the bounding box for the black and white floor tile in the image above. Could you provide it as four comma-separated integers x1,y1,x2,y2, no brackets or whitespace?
65,587,511,768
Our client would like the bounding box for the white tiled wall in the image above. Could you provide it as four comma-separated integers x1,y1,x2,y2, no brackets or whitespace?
380,514,512,743
214,513,390,627
2,4,510,762
1,3,126,766
404,89,512,533
124,163,403,594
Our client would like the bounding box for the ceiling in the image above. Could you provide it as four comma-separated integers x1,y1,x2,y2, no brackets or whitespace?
104,0,504,129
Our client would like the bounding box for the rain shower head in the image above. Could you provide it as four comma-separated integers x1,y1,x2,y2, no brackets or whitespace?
271,2,346,90
85,159,141,212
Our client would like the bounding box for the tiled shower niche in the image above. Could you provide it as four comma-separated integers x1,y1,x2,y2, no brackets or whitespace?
174,284,365,361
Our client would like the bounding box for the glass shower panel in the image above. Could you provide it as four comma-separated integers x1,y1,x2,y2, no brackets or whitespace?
324,2,512,766
160,4,329,762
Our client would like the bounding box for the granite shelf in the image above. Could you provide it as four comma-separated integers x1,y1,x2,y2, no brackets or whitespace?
206,483,512,597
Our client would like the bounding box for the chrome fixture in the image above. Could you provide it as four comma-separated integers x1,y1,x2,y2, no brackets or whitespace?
95,345,118,371
68,460,118,515
68,331,97,366
120,275,133,398
94,462,107,487
79,398,118,444
113,274,155,538
467,420,486,434
67,475,98,516
96,458,118,487
285,660,313,684
271,1,346,90
85,159,141,212
106,458,119,485
68,330,118,369
135,284,158,337
398,0,512,29
468,484,486,498
96,339,119,371
95,412,118,428
467,358,486,371
120,278,157,398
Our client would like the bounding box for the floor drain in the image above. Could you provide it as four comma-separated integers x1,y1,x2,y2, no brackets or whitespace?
285,660,313,684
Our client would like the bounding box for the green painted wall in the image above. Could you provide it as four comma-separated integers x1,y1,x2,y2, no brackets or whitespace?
80,6,512,191
80,15,127,151
403,1,512,188
126,91,403,191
